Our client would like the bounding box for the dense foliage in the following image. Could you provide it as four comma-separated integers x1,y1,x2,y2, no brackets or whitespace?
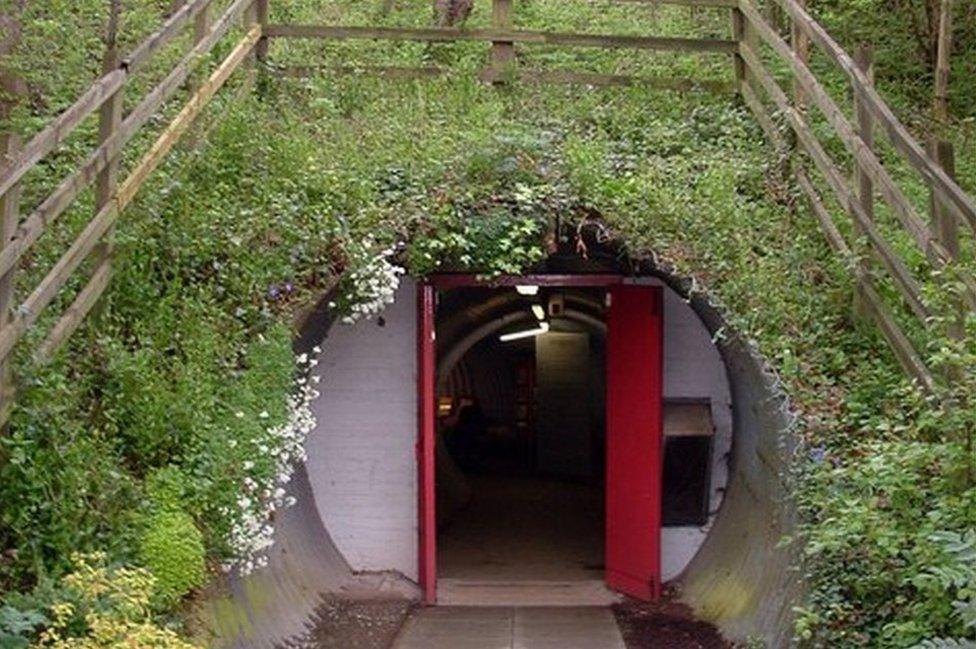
0,0,974,647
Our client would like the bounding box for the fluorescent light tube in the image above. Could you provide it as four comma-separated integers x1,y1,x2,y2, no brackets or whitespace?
515,285,539,296
499,321,550,342
531,304,546,320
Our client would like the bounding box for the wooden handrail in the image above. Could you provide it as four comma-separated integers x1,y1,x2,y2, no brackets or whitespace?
265,24,739,53
765,0,976,233
123,0,212,73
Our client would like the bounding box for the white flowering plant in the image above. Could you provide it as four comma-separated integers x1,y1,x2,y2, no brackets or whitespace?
330,237,406,324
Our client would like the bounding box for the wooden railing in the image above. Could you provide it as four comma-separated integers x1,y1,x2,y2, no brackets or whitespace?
0,0,269,425
0,0,972,425
731,0,972,392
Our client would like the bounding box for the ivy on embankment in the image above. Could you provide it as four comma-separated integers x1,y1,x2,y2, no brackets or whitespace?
1,2,974,646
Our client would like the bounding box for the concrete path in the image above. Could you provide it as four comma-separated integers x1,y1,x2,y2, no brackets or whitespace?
391,606,626,649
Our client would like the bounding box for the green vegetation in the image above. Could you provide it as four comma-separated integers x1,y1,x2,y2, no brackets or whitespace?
138,511,205,607
0,0,974,647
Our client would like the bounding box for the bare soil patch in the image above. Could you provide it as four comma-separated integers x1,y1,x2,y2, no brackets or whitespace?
613,598,732,649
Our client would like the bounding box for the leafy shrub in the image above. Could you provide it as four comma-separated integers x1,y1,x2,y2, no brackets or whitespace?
137,513,206,606
30,553,199,648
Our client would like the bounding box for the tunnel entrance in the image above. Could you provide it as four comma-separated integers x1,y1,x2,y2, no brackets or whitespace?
434,284,613,604
420,275,726,605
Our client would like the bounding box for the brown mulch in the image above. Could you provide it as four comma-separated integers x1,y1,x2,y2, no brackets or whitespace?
613,598,732,649
279,597,415,649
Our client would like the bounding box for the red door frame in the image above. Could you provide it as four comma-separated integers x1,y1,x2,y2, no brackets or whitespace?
417,274,661,605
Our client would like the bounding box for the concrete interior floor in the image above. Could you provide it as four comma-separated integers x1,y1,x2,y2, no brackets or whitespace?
438,474,604,582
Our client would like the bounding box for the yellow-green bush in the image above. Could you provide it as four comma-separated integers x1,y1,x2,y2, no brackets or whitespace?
138,513,206,606
32,553,200,649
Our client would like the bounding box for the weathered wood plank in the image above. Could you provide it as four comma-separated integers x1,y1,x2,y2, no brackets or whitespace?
933,0,952,122
764,0,976,232
613,0,737,6
0,0,253,281
0,70,126,201
741,44,932,322
94,14,124,268
35,258,111,363
851,44,874,321
490,0,515,79
123,0,213,72
276,63,732,92
481,68,733,92
265,24,739,53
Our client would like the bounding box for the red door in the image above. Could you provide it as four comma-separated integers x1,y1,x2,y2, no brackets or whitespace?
605,285,664,600
417,282,437,605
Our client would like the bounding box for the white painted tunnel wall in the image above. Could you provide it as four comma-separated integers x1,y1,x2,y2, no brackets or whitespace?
305,278,418,580
656,281,734,581
304,277,732,584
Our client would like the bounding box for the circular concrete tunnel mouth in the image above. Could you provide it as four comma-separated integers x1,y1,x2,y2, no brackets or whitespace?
201,270,798,649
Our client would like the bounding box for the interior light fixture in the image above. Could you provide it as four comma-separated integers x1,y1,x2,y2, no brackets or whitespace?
499,321,550,342
531,304,546,320
515,285,539,296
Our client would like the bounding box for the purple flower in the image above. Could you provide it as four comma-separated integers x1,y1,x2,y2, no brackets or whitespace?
809,446,826,464
267,285,281,300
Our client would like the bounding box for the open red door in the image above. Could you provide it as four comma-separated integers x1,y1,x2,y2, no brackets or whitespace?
417,281,437,605
605,285,664,601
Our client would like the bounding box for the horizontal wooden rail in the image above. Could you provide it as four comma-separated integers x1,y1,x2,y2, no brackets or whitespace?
277,64,734,93
766,0,976,233
265,24,738,54
123,0,212,73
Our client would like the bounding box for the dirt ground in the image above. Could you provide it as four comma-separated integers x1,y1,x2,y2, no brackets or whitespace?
278,597,415,649
613,599,732,649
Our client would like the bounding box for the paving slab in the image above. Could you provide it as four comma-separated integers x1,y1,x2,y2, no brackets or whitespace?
391,606,626,649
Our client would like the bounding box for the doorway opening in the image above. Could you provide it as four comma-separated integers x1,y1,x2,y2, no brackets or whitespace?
419,276,677,605
436,286,609,601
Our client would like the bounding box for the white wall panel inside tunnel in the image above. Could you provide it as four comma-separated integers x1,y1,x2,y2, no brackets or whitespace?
305,278,418,580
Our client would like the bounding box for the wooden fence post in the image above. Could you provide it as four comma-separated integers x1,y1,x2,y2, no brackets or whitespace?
929,139,963,341
490,0,515,82
93,2,123,277
933,0,952,123
730,7,747,93
0,5,24,428
851,43,874,322
790,0,809,111
0,135,21,428
255,0,269,62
